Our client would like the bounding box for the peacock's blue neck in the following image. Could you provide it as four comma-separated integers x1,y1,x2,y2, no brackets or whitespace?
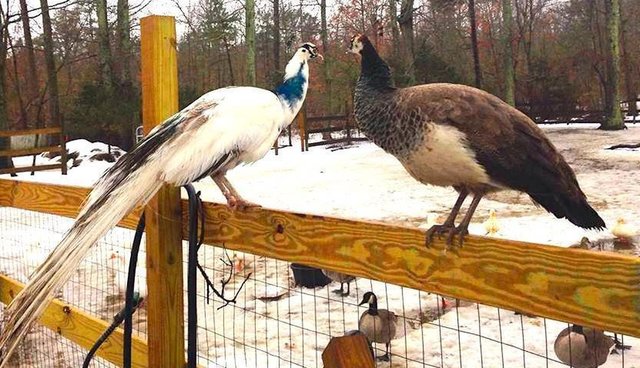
275,62,308,111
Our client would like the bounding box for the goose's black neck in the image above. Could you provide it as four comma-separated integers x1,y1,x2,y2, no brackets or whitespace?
570,325,584,334
367,299,379,316
359,41,394,90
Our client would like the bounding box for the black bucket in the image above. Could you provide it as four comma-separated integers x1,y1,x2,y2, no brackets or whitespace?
290,263,332,288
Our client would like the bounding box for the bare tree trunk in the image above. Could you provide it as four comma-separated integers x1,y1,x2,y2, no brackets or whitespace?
620,9,637,121
398,0,415,83
9,33,29,130
388,0,400,59
19,0,40,128
116,0,135,146
97,0,114,88
246,0,256,85
321,0,334,110
40,0,61,130
0,10,14,172
273,0,281,76
223,36,235,85
116,0,131,84
469,0,482,88
501,0,515,105
601,0,624,129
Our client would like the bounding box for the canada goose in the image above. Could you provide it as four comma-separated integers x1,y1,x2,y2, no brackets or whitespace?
358,291,398,361
322,269,356,297
483,209,500,236
554,324,614,368
348,34,605,247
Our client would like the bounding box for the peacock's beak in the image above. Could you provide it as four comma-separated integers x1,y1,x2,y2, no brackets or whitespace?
310,49,323,62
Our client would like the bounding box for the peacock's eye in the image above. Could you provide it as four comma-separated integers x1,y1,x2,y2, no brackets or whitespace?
302,49,307,52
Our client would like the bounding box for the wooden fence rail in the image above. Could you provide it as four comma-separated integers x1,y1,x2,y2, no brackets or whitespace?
0,126,67,175
0,275,148,368
1,178,639,340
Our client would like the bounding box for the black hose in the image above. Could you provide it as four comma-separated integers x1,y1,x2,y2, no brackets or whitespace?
124,213,146,368
83,214,146,368
85,186,203,368
82,294,143,368
184,184,200,368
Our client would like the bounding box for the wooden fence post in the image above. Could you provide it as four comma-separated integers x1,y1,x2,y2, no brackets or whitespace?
140,15,185,367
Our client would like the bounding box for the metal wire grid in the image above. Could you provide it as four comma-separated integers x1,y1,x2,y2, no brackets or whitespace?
0,206,637,368
0,206,146,367
192,245,636,368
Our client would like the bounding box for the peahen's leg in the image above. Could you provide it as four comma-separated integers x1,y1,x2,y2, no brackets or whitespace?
446,194,483,247
425,189,468,246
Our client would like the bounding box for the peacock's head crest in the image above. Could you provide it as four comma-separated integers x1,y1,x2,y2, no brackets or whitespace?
294,42,322,62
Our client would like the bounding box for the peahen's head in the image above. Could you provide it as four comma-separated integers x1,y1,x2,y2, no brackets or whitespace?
348,34,392,87
347,34,372,55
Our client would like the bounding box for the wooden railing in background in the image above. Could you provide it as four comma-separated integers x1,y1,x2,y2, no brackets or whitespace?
0,126,67,175
1,178,639,341
298,103,368,151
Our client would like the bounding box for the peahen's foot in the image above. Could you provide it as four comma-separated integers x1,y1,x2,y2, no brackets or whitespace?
425,224,455,247
376,353,390,362
445,226,469,247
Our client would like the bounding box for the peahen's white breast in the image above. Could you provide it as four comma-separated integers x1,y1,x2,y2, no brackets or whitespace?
398,123,492,188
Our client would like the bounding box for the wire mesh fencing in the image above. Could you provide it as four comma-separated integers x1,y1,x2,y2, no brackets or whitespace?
0,205,638,368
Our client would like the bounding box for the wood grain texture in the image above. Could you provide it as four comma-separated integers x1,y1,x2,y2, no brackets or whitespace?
0,164,62,175
140,15,185,368
0,180,141,229
190,201,640,338
0,127,61,137
0,145,61,157
322,335,375,368
0,275,148,368
1,179,639,337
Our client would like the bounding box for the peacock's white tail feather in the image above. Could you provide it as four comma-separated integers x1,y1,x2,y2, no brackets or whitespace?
0,115,179,366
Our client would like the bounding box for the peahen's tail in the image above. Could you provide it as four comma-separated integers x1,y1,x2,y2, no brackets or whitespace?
0,119,180,365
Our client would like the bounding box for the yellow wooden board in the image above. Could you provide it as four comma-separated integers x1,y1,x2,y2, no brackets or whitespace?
0,275,148,368
1,178,639,337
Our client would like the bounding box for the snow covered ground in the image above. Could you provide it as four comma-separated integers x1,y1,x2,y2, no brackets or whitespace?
1,124,639,367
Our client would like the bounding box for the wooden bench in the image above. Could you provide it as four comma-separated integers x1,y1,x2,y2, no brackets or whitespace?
0,126,67,175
